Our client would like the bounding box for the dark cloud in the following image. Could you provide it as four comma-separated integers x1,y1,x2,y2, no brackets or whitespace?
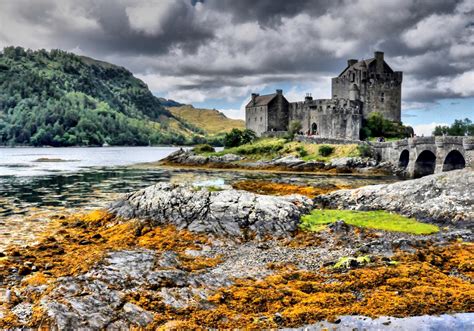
0,0,473,107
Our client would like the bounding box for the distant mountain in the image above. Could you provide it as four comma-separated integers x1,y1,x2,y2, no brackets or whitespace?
0,46,203,146
168,105,245,135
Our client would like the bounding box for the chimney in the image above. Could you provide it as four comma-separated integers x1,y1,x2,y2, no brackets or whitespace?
251,93,259,104
374,51,384,73
347,59,358,67
276,89,283,95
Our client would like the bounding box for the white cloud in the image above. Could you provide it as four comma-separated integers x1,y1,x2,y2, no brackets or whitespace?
402,14,465,49
412,122,448,136
125,1,184,36
443,71,474,97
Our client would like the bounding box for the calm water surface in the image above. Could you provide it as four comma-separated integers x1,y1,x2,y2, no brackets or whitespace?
0,146,397,249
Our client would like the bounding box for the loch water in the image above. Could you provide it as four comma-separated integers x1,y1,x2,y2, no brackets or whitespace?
0,146,397,249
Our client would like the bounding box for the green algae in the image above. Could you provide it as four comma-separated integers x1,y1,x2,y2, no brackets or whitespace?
300,209,439,235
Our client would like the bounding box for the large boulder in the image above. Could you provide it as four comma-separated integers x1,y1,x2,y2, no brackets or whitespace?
315,169,474,223
109,183,313,237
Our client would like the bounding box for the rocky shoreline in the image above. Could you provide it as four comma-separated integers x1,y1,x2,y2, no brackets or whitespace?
160,148,395,175
0,170,472,329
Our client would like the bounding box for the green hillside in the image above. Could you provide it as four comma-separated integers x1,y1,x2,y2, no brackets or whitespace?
0,46,203,146
168,105,245,135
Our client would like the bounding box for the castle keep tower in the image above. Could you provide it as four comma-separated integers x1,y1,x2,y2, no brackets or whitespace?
331,51,403,122
246,51,402,139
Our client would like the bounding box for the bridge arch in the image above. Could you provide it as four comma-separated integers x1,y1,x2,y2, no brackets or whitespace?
442,150,465,172
398,149,409,169
414,150,436,178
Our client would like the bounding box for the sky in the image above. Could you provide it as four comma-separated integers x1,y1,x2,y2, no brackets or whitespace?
0,0,473,135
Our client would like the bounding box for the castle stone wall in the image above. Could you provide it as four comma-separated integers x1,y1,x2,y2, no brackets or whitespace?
245,104,268,136
363,71,402,122
268,92,289,132
289,98,361,140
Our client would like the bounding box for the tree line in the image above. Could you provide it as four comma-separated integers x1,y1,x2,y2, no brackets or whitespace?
0,46,210,146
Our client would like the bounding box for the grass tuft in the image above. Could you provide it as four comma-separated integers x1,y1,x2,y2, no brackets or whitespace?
300,209,439,235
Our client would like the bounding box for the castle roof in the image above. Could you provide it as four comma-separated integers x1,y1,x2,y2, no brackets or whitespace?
338,57,396,77
245,93,277,107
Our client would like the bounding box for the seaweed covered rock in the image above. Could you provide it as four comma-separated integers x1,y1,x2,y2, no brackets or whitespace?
109,183,313,237
315,169,474,223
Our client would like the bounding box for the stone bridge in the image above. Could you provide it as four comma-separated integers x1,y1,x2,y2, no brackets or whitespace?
372,136,474,178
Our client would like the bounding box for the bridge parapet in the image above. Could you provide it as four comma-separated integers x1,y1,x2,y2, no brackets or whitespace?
463,137,474,150
408,136,435,147
392,139,408,149
370,142,391,149
435,136,465,147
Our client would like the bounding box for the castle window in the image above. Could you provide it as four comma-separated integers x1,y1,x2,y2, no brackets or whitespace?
260,117,262,122
350,73,355,82
255,117,257,122
380,92,385,103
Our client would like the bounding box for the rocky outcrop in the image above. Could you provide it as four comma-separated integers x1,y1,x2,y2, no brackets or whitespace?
161,149,389,173
163,149,243,166
315,169,474,223
109,183,313,237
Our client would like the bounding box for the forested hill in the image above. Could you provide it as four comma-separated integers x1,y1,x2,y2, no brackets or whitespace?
0,46,204,146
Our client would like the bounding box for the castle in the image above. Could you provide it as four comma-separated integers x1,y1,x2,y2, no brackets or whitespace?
245,51,402,140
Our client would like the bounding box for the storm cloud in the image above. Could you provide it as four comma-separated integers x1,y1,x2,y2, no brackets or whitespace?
0,0,473,110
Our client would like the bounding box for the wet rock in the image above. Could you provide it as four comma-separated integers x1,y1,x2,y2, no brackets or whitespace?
109,183,313,238
272,156,305,167
122,303,154,326
315,169,474,224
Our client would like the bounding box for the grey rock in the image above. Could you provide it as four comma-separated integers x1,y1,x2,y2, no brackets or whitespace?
35,245,237,329
283,313,474,331
315,169,474,223
109,183,313,237
11,302,33,324
122,303,154,326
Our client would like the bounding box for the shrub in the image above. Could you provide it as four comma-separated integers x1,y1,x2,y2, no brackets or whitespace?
296,146,308,158
192,144,215,153
223,129,256,148
318,145,334,157
285,120,303,140
361,112,413,139
357,144,373,157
